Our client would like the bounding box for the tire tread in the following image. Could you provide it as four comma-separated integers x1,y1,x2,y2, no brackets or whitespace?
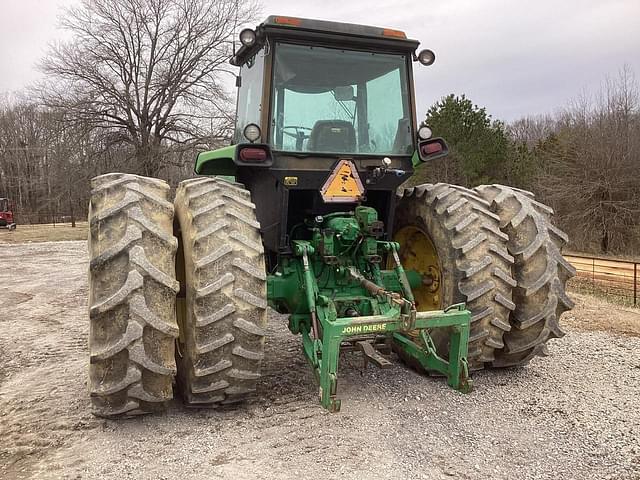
475,184,575,366
174,177,267,406
396,183,515,366
88,173,179,418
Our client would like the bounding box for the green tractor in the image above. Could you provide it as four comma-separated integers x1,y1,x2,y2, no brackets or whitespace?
87,16,575,417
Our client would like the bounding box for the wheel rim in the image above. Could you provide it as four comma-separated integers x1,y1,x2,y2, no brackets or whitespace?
392,225,442,311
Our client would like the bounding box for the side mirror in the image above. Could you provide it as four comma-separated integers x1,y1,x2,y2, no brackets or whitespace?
333,86,355,101
417,137,448,162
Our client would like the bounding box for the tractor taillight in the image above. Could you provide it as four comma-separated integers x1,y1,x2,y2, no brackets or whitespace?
421,142,443,155
239,147,267,162
417,138,448,163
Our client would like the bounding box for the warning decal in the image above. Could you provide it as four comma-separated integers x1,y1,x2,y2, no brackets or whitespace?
320,159,365,203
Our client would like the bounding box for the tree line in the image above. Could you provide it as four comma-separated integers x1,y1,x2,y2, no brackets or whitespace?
0,0,638,256
0,0,254,224
413,68,640,256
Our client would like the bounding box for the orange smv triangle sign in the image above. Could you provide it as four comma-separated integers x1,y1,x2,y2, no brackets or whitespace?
320,159,365,203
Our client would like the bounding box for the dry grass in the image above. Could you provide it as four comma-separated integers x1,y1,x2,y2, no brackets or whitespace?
568,276,638,309
0,222,88,244
564,291,640,337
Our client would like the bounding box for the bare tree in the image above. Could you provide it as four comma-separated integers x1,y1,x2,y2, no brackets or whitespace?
507,114,556,147
0,97,92,223
537,66,640,254
0,95,202,223
39,0,256,177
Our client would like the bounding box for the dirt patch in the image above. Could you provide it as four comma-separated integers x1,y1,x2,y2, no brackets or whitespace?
0,223,88,244
1,241,639,480
0,291,34,305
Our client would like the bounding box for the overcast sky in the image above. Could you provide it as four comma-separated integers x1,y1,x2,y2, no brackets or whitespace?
1,0,639,121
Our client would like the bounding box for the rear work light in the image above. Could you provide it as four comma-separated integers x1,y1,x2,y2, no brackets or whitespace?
417,49,436,66
239,147,268,162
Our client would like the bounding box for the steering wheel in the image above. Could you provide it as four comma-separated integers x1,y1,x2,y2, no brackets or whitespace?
282,126,312,150
282,125,312,138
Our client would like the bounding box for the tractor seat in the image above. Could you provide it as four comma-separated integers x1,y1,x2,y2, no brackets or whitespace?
307,120,356,153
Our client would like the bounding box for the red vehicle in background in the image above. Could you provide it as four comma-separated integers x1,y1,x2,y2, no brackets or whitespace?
0,198,16,230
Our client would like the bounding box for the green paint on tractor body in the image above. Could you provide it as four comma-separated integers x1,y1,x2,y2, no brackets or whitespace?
266,206,472,411
195,145,237,175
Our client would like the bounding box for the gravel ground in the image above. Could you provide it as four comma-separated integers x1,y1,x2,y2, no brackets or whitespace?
1,241,639,480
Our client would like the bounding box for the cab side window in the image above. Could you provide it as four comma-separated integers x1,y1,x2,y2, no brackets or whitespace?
235,50,265,144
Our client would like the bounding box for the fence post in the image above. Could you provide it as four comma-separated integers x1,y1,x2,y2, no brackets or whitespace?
634,262,637,307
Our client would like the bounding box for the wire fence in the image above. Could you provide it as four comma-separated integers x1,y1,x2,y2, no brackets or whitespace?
12,212,87,225
566,254,639,307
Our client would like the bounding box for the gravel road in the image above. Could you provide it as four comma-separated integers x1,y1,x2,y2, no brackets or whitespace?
1,241,639,480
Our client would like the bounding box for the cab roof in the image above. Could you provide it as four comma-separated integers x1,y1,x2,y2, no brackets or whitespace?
231,16,420,66
261,16,417,43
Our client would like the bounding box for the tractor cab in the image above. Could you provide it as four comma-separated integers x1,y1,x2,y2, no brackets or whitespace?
250,36,413,156
196,16,446,260
184,18,472,413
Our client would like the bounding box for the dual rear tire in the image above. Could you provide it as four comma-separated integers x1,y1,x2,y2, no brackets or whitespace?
88,175,266,417
394,183,575,369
